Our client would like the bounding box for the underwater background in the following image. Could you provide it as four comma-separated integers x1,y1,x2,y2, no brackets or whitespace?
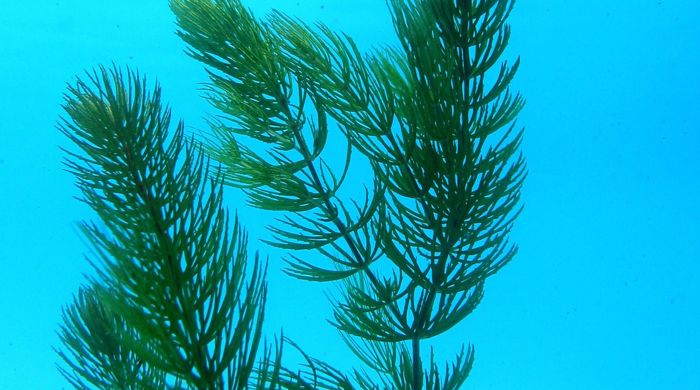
0,0,698,388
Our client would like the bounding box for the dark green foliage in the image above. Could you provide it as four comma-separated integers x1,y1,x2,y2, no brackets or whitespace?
56,286,171,389
56,67,279,388
170,0,525,388
57,0,525,388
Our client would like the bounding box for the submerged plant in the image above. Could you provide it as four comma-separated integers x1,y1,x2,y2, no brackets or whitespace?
56,0,526,388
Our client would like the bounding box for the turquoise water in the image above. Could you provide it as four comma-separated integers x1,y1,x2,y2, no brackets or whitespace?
0,0,698,388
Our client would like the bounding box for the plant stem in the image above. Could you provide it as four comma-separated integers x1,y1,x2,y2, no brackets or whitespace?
126,144,214,387
412,336,422,390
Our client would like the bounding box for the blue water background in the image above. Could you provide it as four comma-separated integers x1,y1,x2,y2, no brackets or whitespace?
0,0,698,388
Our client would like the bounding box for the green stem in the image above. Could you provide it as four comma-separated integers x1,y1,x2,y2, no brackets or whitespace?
126,144,214,388
412,336,422,390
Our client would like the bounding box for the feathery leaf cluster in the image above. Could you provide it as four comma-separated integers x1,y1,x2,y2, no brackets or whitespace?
56,67,280,388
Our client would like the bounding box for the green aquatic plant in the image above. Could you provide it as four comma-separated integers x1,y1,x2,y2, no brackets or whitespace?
56,0,525,388
55,68,283,388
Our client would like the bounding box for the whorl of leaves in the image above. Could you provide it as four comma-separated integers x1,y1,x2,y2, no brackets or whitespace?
56,66,280,389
